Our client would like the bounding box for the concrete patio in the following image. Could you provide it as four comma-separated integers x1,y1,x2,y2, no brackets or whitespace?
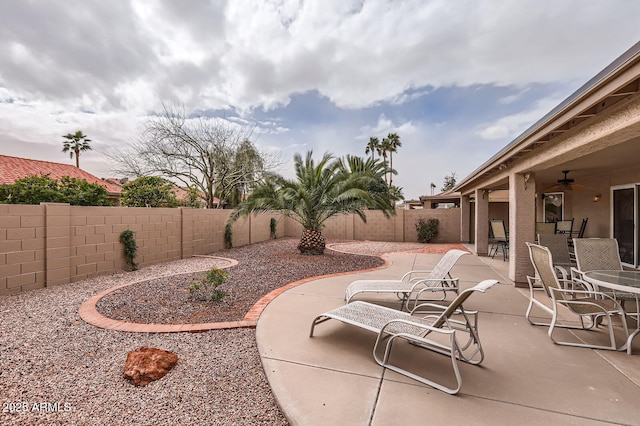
256,249,640,425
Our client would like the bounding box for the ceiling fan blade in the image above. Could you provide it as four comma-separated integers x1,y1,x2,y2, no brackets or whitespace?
568,183,598,191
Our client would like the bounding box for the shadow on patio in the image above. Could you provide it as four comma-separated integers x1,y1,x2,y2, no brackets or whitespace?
256,249,640,425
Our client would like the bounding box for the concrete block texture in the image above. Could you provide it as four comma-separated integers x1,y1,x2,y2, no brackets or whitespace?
2,205,465,293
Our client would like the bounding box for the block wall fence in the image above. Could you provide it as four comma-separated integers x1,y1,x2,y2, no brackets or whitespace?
0,204,460,295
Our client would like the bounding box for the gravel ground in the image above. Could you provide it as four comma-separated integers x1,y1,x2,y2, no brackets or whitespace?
96,238,385,324
0,238,387,426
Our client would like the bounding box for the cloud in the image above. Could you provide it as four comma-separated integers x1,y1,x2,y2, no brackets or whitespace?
0,0,639,200
476,95,566,141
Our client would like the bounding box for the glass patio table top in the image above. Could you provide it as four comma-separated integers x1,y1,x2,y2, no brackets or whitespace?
584,270,640,355
583,270,640,294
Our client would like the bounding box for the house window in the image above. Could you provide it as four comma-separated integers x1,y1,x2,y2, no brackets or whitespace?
612,185,638,267
543,193,564,222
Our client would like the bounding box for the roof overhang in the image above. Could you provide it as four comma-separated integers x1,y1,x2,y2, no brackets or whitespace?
454,41,640,194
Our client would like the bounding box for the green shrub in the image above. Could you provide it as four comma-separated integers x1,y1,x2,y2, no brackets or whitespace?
224,223,233,249
119,230,138,270
120,176,178,207
270,217,277,239
415,218,439,243
189,266,228,301
0,174,111,206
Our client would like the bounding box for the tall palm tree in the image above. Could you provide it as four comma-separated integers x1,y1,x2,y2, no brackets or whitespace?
62,131,92,168
365,137,380,161
383,132,401,186
379,136,392,184
229,151,394,255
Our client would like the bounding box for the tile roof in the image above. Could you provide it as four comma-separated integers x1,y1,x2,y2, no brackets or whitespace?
0,155,121,193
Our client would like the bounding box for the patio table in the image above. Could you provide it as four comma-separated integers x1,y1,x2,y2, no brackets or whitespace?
584,270,640,354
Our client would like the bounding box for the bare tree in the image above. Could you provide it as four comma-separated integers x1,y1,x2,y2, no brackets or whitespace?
107,105,279,208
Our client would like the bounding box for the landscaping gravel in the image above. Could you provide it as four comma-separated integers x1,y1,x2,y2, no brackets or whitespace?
96,238,385,324
0,238,387,425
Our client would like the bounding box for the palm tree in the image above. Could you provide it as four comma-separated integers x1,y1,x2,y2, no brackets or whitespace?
379,137,391,184
62,131,92,168
383,133,401,186
365,137,380,161
229,151,395,255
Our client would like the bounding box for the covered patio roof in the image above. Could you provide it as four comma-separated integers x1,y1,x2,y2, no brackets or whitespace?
450,41,640,284
455,41,640,194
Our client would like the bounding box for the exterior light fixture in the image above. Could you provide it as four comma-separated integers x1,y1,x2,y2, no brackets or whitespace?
593,194,602,202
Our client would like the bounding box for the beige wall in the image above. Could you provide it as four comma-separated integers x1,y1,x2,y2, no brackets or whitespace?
1,205,461,295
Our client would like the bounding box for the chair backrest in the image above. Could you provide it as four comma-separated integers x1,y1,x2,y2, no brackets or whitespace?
536,222,556,236
526,242,563,297
555,219,574,234
537,233,572,266
573,238,622,272
431,280,498,328
576,218,588,238
489,220,507,241
426,249,470,279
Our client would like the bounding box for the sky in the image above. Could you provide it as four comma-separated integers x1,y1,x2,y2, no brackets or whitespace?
1,1,639,200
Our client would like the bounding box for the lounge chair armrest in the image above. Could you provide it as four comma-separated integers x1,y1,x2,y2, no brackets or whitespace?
379,318,454,338
410,302,476,316
410,277,459,291
400,270,433,282
549,286,622,304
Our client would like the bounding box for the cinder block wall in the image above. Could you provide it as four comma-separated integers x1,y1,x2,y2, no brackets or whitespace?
403,209,461,243
1,205,461,295
0,204,46,293
0,205,280,295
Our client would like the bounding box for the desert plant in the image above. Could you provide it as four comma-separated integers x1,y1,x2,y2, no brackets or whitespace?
230,151,394,255
224,223,233,249
119,230,138,270
415,218,439,243
270,217,277,239
189,266,228,301
120,176,178,207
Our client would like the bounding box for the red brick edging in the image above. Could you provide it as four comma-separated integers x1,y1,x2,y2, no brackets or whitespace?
78,254,392,333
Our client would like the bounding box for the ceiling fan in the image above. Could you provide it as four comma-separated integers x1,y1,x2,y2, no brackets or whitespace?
544,170,597,192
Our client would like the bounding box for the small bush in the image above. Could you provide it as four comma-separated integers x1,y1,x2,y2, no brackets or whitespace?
189,266,228,301
415,218,439,243
119,230,138,270
224,223,233,249
270,218,277,239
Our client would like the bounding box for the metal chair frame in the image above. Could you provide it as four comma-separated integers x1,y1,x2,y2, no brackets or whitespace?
311,280,498,394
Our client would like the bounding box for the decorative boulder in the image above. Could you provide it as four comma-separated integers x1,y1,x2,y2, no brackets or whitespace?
123,346,178,386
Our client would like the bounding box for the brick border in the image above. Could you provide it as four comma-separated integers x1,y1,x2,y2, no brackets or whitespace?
78,253,392,333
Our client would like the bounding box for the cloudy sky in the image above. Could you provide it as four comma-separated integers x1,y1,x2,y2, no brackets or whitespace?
1,1,639,200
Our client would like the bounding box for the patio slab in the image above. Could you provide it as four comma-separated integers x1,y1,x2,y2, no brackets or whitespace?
256,250,640,426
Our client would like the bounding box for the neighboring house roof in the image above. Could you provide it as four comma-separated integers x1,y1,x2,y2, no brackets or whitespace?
0,155,121,193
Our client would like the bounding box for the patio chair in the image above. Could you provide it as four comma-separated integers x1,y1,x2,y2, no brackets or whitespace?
555,218,574,235
344,249,469,310
571,237,636,303
311,280,498,394
535,222,556,237
537,233,575,280
489,219,509,260
568,218,588,249
526,242,629,350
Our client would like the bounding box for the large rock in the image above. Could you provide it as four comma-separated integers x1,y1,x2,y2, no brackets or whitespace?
123,346,178,386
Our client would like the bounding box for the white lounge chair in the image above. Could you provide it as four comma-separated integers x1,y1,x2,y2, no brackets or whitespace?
344,249,469,310
311,280,498,394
